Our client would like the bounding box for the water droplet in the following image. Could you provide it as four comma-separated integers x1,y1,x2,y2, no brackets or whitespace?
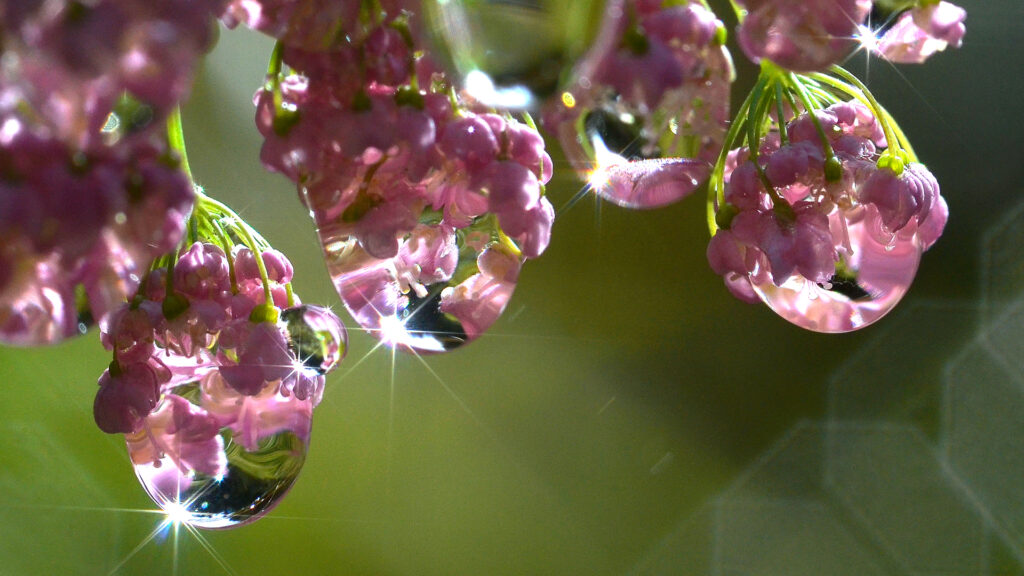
130,371,313,529
281,305,348,374
752,207,921,333
544,2,732,207
320,223,519,354
420,0,606,108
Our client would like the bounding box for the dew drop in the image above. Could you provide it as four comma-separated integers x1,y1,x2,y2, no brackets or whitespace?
281,304,349,374
543,3,732,208
129,372,314,529
420,0,606,108
319,223,519,354
752,207,921,333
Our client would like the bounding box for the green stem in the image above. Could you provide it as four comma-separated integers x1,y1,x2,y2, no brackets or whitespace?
786,72,838,162
775,83,788,146
211,219,239,294
728,0,746,22
166,107,192,182
706,84,756,235
817,67,908,171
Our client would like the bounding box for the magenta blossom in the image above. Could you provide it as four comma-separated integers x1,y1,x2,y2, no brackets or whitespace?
94,361,162,434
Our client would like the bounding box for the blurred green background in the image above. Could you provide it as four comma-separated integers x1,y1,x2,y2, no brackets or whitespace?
2,1,1024,574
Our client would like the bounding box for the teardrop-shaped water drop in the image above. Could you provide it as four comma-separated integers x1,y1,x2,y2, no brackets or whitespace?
419,0,606,109
544,0,731,207
320,223,519,354
752,207,921,333
281,304,349,374
129,371,314,529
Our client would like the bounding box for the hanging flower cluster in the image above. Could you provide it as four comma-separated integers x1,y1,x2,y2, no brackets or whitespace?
705,67,947,332
94,188,349,528
694,0,961,332
248,3,555,353
0,0,227,345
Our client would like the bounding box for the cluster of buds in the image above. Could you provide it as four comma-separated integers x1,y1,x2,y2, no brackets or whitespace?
249,2,555,353
93,191,348,527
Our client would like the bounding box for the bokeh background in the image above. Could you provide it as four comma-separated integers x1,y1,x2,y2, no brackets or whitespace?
2,0,1023,574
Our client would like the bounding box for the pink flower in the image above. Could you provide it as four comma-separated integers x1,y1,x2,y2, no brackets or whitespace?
859,163,940,235
101,305,159,365
218,320,294,396
234,247,293,284
877,2,966,64
93,361,162,434
395,224,459,293
757,203,838,285
173,242,231,302
439,116,501,173
439,246,521,340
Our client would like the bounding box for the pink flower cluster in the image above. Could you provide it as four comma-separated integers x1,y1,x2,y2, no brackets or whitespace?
0,0,229,346
546,0,733,208
1,0,226,143
251,5,554,352
736,0,872,72
222,0,409,52
707,101,947,331
93,238,347,524
94,242,346,436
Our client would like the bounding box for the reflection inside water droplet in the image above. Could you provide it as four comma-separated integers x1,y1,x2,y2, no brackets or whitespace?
753,207,921,333
129,373,313,529
398,285,469,351
420,0,606,108
319,224,520,355
584,107,658,162
281,304,348,375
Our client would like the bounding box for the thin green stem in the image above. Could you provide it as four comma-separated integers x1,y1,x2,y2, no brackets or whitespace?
166,107,192,181
786,72,838,161
775,83,788,146
707,89,755,235
818,67,906,170
728,0,745,22
210,219,239,294
878,103,917,162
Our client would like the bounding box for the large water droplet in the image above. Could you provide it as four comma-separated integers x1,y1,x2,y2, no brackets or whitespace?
752,207,921,333
320,223,519,354
544,1,731,207
129,371,313,529
420,0,606,108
